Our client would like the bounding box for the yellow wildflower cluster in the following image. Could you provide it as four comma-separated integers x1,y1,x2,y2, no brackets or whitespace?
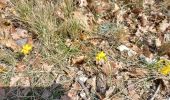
96,51,107,61
156,59,170,75
21,44,33,55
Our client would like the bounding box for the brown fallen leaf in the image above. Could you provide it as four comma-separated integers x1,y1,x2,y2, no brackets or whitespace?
113,3,120,12
61,95,72,100
0,19,11,30
86,76,96,91
128,90,140,100
87,0,111,15
79,32,89,41
89,38,100,46
79,0,88,7
72,56,86,65
159,19,169,32
131,8,143,15
0,0,9,9
102,61,121,76
128,67,148,78
72,11,91,31
27,37,33,45
10,75,22,87
41,63,54,72
155,38,162,47
0,38,20,52
29,53,43,69
15,62,26,72
20,77,30,87
127,80,140,100
111,96,125,100
104,86,115,99
138,14,147,27
10,74,30,87
67,89,79,100
72,82,81,91
158,43,170,58
11,28,28,40
143,45,152,58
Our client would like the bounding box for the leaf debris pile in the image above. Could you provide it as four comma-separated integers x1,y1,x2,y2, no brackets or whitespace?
0,0,170,99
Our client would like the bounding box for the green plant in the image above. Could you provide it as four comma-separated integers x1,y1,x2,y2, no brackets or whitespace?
12,0,83,64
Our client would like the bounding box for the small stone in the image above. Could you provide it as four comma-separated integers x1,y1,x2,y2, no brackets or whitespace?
16,38,27,46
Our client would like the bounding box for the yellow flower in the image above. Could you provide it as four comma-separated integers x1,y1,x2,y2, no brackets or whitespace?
21,44,32,55
156,59,170,75
96,51,107,61
159,65,170,75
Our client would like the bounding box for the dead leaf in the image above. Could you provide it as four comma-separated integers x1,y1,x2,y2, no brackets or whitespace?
10,74,30,87
86,76,96,91
61,95,72,100
29,54,43,69
79,32,89,41
128,68,148,77
104,86,115,99
127,80,140,100
112,3,120,12
0,38,20,52
72,56,86,65
111,96,125,100
89,38,100,46
102,61,120,76
131,8,143,15
20,77,30,87
99,40,110,50
72,82,81,90
159,19,169,32
155,38,162,47
128,90,140,100
72,11,91,31
0,0,9,9
11,28,28,40
41,63,54,72
164,33,170,43
15,63,26,72
143,45,152,58
88,0,111,15
158,43,170,58
10,75,22,87
0,0,9,4
67,89,79,100
138,14,147,27
79,0,88,7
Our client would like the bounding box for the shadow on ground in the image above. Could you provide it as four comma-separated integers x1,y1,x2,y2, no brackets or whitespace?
0,83,66,100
